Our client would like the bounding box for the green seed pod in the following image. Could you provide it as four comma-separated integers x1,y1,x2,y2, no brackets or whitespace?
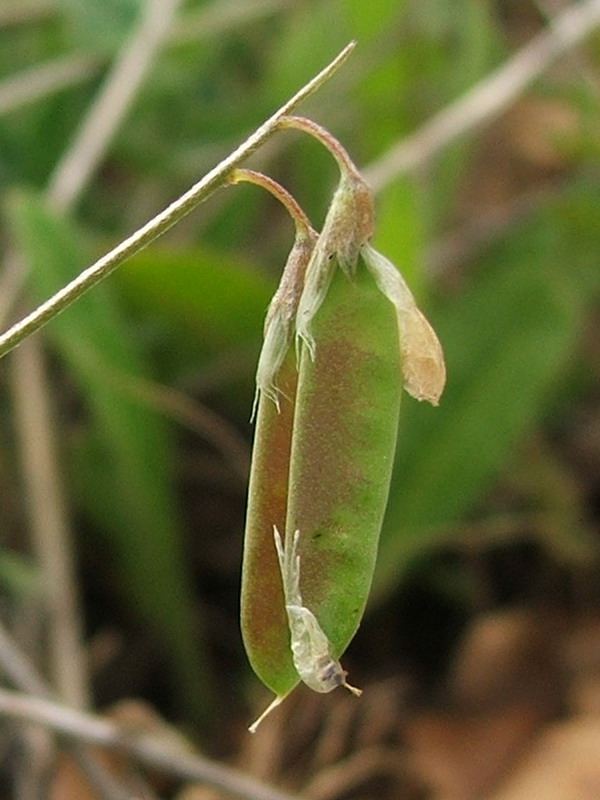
230,169,320,707
241,348,299,698
241,233,316,700
284,253,403,668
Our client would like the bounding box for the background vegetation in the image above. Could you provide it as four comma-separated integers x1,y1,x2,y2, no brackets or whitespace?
2,1,600,798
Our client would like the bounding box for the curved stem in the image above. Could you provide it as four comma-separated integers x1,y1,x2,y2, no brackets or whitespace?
229,168,315,237
277,114,360,178
10,343,89,708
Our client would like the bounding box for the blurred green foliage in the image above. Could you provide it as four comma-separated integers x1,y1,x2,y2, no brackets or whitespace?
1,0,600,725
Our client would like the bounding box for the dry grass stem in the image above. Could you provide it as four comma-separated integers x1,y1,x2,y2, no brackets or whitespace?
364,0,600,190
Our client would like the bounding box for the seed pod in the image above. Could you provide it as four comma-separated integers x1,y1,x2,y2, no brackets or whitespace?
232,169,319,700
241,233,316,699
241,348,301,699
283,253,403,668
242,121,445,730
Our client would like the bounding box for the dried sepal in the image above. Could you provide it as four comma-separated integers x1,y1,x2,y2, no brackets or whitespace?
296,170,374,356
361,243,446,405
325,170,374,272
293,171,445,406
255,228,317,408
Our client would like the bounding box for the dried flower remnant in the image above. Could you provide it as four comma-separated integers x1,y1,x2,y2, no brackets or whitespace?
361,243,446,405
274,527,361,696
304,213,446,404
248,527,361,733
255,228,317,408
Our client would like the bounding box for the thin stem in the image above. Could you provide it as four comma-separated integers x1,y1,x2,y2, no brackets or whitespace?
229,168,315,236
47,0,184,210
0,688,301,800
6,0,186,717
0,42,355,361
3,3,190,798
363,0,600,190
173,0,293,44
10,342,89,709
277,114,359,177
0,54,99,116
534,0,600,98
0,251,27,331
0,619,50,698
0,0,293,120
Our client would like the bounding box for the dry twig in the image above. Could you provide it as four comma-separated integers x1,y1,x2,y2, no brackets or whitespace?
0,688,301,800
364,0,600,190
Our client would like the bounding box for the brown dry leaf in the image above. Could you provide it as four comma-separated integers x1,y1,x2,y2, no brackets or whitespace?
488,717,600,800
569,675,600,717
404,609,565,799
406,611,600,799
406,704,544,800
177,786,227,800
447,608,565,710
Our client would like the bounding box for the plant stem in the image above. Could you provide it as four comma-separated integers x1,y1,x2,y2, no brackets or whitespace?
47,0,184,209
0,42,355,361
0,619,136,800
277,114,360,177
0,54,99,116
4,3,188,798
10,343,89,709
0,0,53,28
229,168,314,236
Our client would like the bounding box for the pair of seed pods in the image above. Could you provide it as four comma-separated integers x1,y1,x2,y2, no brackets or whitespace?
239,119,445,731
